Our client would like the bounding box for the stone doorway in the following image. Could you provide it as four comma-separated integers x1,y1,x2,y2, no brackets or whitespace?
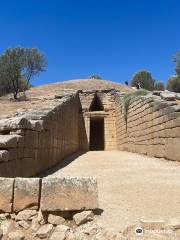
90,117,104,150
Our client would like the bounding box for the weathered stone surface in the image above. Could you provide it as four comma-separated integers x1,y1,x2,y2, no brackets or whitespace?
0,229,2,239
8,230,25,240
160,91,176,101
176,93,180,100
165,138,180,161
37,210,46,225
35,224,53,238
0,178,14,212
31,218,40,232
73,211,94,226
41,177,98,211
14,178,40,212
17,220,30,229
0,213,10,222
0,150,9,162
49,225,70,240
15,210,37,221
48,214,65,225
0,135,19,148
0,220,14,235
167,218,180,230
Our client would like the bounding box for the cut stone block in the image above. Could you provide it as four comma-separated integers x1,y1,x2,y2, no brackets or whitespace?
0,150,9,162
160,91,176,101
14,178,40,212
41,177,98,211
0,178,14,212
0,135,20,148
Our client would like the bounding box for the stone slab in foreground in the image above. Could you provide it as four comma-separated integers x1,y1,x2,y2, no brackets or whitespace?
40,177,98,211
14,178,40,212
0,178,14,212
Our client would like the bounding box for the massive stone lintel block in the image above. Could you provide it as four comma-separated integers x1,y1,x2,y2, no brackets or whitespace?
40,177,98,211
14,178,40,212
0,178,14,212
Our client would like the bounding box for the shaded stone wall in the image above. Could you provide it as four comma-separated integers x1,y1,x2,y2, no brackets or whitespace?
0,94,80,177
115,94,180,161
79,91,117,150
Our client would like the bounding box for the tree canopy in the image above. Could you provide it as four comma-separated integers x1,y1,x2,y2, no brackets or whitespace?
167,76,180,93
154,81,165,91
89,74,102,80
131,70,155,90
0,47,47,99
173,51,180,76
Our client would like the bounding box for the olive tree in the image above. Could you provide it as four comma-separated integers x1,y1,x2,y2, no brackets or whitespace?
131,70,155,90
0,47,47,99
173,51,180,76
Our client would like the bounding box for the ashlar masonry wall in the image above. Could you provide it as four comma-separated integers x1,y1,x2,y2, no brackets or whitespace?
0,93,80,177
115,94,180,161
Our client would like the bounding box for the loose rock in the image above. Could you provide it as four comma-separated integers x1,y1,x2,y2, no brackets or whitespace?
48,214,66,225
35,224,53,238
31,218,40,232
8,231,25,240
17,220,30,229
15,210,37,221
49,225,70,240
0,220,14,235
73,211,94,226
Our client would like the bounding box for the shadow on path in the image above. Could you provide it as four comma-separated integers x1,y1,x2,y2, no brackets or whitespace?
38,151,87,177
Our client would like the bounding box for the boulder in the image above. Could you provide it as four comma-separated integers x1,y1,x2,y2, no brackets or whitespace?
160,91,176,101
73,211,94,226
35,224,53,238
14,178,40,212
15,210,37,221
0,178,14,212
8,231,25,240
40,177,98,211
48,214,65,225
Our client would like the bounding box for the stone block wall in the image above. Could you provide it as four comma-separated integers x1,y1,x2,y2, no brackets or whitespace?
0,177,98,213
0,94,81,177
115,94,180,161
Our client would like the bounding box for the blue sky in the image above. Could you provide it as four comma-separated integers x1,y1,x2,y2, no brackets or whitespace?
0,0,179,86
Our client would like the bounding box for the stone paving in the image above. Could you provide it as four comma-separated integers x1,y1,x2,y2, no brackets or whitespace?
45,151,180,231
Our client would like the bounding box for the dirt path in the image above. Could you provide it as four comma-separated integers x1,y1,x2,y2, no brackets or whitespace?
45,151,180,231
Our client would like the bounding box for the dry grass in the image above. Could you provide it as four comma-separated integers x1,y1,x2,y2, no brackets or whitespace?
0,79,133,119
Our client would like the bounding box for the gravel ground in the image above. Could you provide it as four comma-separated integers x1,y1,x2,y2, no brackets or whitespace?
44,151,180,231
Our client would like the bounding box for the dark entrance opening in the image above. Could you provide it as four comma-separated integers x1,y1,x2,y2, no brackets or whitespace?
90,118,104,150
89,94,104,111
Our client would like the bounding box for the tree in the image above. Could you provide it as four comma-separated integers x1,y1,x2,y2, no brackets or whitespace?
0,47,47,99
131,70,155,91
89,74,102,80
154,81,165,91
173,51,180,76
167,76,180,93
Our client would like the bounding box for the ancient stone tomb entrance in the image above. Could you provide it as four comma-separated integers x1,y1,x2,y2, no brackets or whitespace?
79,90,117,151
90,117,104,150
